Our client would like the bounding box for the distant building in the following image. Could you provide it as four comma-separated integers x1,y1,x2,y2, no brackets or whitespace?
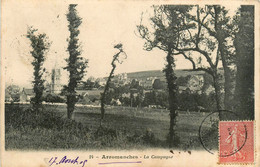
20,88,34,102
139,80,154,89
118,73,127,81
50,68,62,94
99,69,222,94
186,75,204,94
106,73,130,86
187,75,204,90
76,89,102,105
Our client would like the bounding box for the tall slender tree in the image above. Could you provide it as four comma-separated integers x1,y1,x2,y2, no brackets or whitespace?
100,43,127,126
137,5,193,147
27,27,51,110
65,4,88,119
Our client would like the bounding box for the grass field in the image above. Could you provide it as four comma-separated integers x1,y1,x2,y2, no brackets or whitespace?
5,103,218,150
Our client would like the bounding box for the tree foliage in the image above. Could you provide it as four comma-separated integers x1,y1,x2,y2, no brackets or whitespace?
6,85,20,102
140,5,239,116
27,27,51,110
153,79,166,90
171,5,235,113
65,4,88,119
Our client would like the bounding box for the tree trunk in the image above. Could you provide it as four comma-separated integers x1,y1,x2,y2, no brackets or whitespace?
67,95,75,119
212,70,224,120
100,62,116,125
164,49,178,147
217,34,233,111
100,95,106,126
234,6,254,120
214,6,233,111
222,63,232,110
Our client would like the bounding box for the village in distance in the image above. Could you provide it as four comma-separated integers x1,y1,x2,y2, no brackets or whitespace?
5,68,216,112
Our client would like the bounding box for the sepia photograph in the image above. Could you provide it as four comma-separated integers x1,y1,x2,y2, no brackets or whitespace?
1,0,259,166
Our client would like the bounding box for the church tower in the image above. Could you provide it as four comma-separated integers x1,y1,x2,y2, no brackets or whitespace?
50,60,62,94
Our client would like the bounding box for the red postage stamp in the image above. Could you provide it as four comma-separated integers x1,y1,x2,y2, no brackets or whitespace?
219,121,254,164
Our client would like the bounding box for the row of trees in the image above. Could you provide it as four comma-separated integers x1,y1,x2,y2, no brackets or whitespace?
27,4,126,122
104,86,216,111
80,78,101,90
137,5,254,146
27,5,87,119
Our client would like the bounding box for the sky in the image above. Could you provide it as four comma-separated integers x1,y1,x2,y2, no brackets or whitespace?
2,1,240,88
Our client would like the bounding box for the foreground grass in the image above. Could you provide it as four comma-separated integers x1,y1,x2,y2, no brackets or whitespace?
5,104,218,150
5,104,163,150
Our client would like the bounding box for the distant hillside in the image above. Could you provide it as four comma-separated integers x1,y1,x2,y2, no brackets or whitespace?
126,69,205,81
127,70,164,80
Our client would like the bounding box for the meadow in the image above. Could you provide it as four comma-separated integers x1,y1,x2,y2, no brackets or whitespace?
5,103,218,150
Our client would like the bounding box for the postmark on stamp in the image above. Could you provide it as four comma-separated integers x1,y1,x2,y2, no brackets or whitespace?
219,121,254,164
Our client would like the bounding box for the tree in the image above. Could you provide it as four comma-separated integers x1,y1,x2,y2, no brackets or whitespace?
94,80,101,89
27,27,51,110
172,6,219,112
143,91,156,106
130,79,139,89
137,5,193,147
212,6,234,110
100,43,127,126
193,5,234,110
234,6,254,120
153,79,165,90
6,85,20,94
64,4,88,119
176,75,191,86
6,85,20,102
164,5,237,115
83,78,95,90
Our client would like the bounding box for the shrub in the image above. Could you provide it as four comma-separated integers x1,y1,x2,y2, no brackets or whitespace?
5,104,88,133
44,94,65,103
142,128,156,145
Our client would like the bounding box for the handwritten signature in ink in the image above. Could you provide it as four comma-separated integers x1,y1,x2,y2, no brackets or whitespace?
48,156,88,167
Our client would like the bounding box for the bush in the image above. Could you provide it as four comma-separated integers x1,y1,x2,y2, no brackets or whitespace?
5,104,88,133
178,92,216,112
127,131,142,143
142,128,156,145
44,94,65,103
94,126,117,139
126,129,160,147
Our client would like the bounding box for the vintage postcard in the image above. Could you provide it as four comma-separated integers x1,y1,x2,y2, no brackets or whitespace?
1,0,259,166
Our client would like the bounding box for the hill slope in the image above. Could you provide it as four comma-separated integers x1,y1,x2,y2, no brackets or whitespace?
126,69,205,81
